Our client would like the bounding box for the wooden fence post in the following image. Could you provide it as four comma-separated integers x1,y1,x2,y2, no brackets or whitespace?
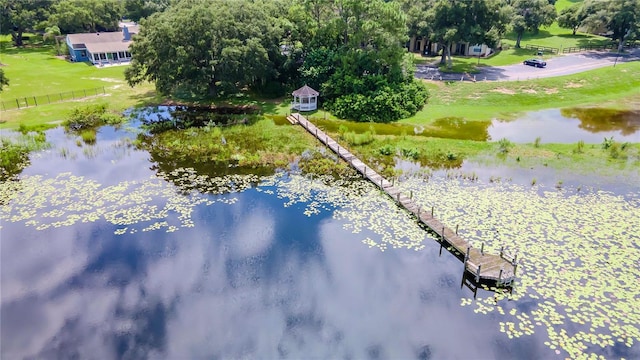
47,95,51,104
16,99,20,109
33,96,37,106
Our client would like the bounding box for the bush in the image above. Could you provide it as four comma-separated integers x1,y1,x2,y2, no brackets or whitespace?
326,80,429,123
498,138,514,154
64,104,124,131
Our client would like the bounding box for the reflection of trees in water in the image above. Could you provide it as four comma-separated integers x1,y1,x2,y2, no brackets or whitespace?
430,117,490,141
561,108,640,136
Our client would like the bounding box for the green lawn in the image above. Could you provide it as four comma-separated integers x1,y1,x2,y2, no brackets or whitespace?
0,38,156,130
407,61,640,124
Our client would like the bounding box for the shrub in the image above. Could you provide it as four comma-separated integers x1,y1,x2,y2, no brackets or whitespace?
498,138,513,154
64,103,124,131
325,79,429,123
378,144,394,156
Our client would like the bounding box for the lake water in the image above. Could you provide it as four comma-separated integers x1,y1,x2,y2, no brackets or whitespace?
1,113,639,359
488,108,640,143
288,107,640,143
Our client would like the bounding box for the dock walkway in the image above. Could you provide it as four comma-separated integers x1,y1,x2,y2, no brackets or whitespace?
288,113,517,286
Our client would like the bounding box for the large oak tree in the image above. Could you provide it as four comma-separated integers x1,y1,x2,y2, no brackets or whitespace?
125,0,287,97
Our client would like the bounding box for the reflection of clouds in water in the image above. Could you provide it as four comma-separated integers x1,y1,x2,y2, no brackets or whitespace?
2,187,550,359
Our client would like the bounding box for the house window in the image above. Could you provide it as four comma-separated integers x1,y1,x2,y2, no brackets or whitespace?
94,54,100,61
118,51,125,59
99,53,106,60
80,50,86,57
125,52,131,58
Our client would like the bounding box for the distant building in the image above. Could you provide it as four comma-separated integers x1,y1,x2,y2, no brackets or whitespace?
66,23,139,66
408,36,495,57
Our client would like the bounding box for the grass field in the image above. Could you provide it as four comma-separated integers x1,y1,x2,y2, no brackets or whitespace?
409,61,640,124
0,38,156,130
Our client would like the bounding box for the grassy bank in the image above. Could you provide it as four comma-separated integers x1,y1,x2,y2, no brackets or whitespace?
318,130,640,179
0,40,156,130
409,61,640,123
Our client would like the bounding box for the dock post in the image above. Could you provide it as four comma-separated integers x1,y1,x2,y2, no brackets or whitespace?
380,177,383,188
397,193,400,203
410,191,413,199
431,206,434,217
417,208,420,218
500,245,504,258
498,267,503,284
476,264,482,282
512,253,518,265
481,242,484,255
456,224,459,235
442,226,445,241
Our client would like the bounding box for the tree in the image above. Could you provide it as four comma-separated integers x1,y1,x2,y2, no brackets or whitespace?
294,0,429,122
50,0,123,33
43,25,63,55
510,0,557,48
0,0,52,47
124,0,169,22
428,0,509,67
397,0,434,53
558,3,587,35
126,0,287,97
0,69,8,92
581,0,639,51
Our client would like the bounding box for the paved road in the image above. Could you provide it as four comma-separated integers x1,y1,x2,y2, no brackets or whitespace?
415,49,640,82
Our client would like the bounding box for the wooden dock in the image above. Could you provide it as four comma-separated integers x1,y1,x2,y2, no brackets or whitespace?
288,113,517,286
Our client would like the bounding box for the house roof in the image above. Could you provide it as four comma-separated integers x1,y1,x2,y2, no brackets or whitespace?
67,31,134,54
292,85,319,97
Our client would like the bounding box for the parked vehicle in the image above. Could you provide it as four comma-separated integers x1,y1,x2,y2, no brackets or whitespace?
523,58,547,68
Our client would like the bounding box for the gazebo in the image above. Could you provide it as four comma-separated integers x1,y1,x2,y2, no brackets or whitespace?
291,85,319,111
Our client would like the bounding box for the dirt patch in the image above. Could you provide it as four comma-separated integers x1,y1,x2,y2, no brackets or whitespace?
522,89,537,94
544,88,559,94
491,88,516,95
467,95,482,100
83,77,124,83
564,82,584,88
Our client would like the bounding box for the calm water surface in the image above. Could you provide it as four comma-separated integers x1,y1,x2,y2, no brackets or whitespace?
1,115,638,359
489,108,640,143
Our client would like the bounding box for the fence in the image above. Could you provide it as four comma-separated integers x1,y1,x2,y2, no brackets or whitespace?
562,43,630,54
1,86,106,111
524,44,559,54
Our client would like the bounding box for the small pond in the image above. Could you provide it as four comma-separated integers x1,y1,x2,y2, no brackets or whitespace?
281,107,640,144
488,108,640,143
1,108,639,359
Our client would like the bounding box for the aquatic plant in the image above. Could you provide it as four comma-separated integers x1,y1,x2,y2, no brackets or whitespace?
64,103,124,132
498,138,513,154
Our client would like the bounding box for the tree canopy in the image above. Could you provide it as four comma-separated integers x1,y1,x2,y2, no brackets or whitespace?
510,0,557,48
0,0,52,46
581,0,640,51
50,0,122,33
125,0,287,97
124,0,169,22
427,0,510,67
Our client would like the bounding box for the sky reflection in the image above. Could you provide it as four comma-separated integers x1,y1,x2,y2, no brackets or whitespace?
1,183,550,359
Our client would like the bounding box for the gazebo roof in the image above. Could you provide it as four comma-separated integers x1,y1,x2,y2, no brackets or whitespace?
292,85,319,97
